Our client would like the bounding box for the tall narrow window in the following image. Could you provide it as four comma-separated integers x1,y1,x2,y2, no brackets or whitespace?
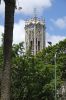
38,41,40,50
30,41,32,49
36,38,37,44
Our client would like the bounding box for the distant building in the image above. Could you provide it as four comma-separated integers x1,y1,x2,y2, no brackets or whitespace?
25,17,46,55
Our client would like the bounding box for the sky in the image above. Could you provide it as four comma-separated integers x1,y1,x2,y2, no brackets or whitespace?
0,0,66,46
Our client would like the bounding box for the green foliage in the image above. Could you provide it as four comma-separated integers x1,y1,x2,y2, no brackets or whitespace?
11,56,55,100
0,39,66,99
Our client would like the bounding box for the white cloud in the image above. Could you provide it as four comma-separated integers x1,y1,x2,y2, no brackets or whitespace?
0,0,5,14
51,17,66,29
0,0,53,15
20,0,53,14
13,20,25,44
0,20,25,46
46,32,66,46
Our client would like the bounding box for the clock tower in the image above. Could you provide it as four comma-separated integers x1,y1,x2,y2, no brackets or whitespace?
25,17,46,55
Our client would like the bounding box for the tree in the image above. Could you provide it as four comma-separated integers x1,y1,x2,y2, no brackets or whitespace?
0,39,66,99
10,43,62,100
7,39,66,99
1,0,15,100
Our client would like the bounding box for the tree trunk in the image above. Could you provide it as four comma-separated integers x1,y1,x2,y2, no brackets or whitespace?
1,1,15,100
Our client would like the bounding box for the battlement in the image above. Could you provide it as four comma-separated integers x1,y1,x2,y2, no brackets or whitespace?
25,18,45,26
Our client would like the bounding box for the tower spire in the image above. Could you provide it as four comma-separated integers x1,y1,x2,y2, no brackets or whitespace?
34,8,37,20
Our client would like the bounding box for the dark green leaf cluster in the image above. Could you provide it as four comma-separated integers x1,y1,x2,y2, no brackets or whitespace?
0,39,66,100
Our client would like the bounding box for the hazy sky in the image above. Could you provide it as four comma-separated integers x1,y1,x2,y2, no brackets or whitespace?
0,0,66,46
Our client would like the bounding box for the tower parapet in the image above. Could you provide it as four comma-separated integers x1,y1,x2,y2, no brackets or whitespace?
25,18,45,26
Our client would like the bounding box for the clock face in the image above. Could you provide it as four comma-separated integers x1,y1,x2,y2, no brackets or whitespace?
29,24,34,29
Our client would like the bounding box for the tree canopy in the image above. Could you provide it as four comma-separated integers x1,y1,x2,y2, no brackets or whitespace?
0,39,66,99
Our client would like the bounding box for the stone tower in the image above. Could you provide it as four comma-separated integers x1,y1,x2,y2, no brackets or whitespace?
25,17,46,55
